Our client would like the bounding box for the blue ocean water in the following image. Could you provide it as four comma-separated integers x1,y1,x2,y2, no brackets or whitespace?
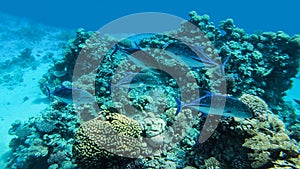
0,1,300,169
0,0,299,35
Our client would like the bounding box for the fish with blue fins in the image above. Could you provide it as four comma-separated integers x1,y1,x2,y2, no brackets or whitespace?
46,85,95,105
175,91,253,118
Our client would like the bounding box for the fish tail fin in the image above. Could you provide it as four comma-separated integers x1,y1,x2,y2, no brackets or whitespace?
175,97,183,116
45,85,51,98
109,83,115,94
200,90,211,97
134,41,140,50
220,54,231,74
111,44,119,56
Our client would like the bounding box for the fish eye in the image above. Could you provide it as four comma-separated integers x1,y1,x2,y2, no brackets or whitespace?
226,110,232,113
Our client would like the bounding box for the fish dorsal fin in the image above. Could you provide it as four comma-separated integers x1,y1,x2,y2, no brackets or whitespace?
45,85,51,98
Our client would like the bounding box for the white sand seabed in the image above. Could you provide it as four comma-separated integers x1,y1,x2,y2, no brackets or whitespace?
0,64,49,146
0,64,50,161
0,12,73,167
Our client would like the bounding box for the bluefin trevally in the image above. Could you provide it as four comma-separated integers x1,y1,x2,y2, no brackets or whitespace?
163,42,209,68
110,71,161,93
111,42,141,56
175,92,253,118
164,41,230,74
110,38,161,71
46,86,95,104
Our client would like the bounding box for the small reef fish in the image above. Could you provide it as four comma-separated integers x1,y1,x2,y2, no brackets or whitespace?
175,92,253,118
46,86,95,104
164,42,230,74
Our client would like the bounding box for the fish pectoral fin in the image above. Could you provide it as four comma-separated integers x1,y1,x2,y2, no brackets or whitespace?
45,85,51,98
199,103,210,107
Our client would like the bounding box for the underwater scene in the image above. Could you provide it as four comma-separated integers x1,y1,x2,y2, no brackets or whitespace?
0,3,300,169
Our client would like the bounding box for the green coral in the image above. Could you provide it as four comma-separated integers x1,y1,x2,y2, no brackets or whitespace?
239,93,270,118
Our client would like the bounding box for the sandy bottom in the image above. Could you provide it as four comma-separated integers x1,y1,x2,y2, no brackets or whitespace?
0,12,73,167
0,64,50,165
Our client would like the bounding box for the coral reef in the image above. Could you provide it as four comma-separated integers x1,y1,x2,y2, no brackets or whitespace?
6,11,300,169
6,101,80,169
204,157,220,169
0,48,37,87
239,94,299,168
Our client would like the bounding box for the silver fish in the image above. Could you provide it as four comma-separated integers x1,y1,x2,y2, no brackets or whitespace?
110,71,160,93
175,92,253,118
46,86,95,104
164,42,230,74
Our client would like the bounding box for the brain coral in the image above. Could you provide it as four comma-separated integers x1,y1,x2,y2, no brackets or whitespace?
72,111,142,169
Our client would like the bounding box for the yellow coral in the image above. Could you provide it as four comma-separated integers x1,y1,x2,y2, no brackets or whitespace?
72,111,142,168
239,94,270,117
103,111,142,138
